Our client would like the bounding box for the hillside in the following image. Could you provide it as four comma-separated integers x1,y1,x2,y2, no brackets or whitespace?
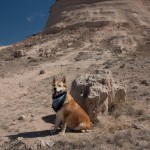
0,0,150,149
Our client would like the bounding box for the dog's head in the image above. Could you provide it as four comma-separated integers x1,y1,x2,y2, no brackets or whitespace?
52,76,67,96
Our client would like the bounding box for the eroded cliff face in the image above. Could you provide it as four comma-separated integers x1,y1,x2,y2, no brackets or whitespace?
43,0,150,34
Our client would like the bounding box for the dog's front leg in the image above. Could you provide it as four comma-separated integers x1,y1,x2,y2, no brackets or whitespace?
59,121,67,135
50,116,61,134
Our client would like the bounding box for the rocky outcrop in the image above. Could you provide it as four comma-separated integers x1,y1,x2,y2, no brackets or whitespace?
71,70,126,122
43,0,150,34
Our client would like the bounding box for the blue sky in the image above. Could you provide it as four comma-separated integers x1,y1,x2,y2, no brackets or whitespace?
0,0,55,46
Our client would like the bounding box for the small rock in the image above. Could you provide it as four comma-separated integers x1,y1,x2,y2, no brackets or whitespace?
18,83,24,88
29,58,38,63
39,70,45,75
14,50,26,58
67,43,73,48
25,42,33,47
120,63,125,68
131,123,141,129
39,52,44,57
141,80,149,86
18,115,25,120
31,114,34,117
95,70,99,74
132,86,138,89
39,48,44,52
130,67,134,69
145,97,150,101
45,140,55,147
103,65,111,69
11,122,16,125
27,56,32,59
76,67,80,70
140,92,149,96
90,39,94,43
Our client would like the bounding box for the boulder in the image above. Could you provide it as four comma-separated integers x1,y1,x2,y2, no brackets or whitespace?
71,69,126,122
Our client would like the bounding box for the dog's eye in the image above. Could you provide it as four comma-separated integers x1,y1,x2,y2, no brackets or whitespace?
58,85,61,87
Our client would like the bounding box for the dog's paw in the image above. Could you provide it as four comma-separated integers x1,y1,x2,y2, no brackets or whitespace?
81,129,91,133
81,130,85,133
59,132,65,136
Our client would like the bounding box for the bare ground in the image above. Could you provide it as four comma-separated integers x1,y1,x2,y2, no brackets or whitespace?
0,0,150,149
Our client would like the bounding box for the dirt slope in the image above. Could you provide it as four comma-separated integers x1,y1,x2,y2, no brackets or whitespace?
0,0,150,149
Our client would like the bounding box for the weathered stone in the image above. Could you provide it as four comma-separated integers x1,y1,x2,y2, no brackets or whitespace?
71,69,126,122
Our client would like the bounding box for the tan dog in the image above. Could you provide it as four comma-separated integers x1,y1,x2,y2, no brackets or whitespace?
50,76,92,135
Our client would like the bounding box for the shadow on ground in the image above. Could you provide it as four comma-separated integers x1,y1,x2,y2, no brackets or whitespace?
7,114,58,140
42,114,55,124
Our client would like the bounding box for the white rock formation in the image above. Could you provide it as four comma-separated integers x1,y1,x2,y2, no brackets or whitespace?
71,69,126,122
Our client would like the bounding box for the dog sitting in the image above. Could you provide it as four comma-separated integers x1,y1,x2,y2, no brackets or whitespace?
50,76,92,135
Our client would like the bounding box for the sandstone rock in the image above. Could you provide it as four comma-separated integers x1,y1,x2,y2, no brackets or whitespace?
71,69,126,122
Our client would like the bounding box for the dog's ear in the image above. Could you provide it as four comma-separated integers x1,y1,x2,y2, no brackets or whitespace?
53,76,56,85
62,76,66,83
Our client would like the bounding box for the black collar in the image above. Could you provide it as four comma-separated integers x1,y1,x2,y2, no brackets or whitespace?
52,92,67,112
